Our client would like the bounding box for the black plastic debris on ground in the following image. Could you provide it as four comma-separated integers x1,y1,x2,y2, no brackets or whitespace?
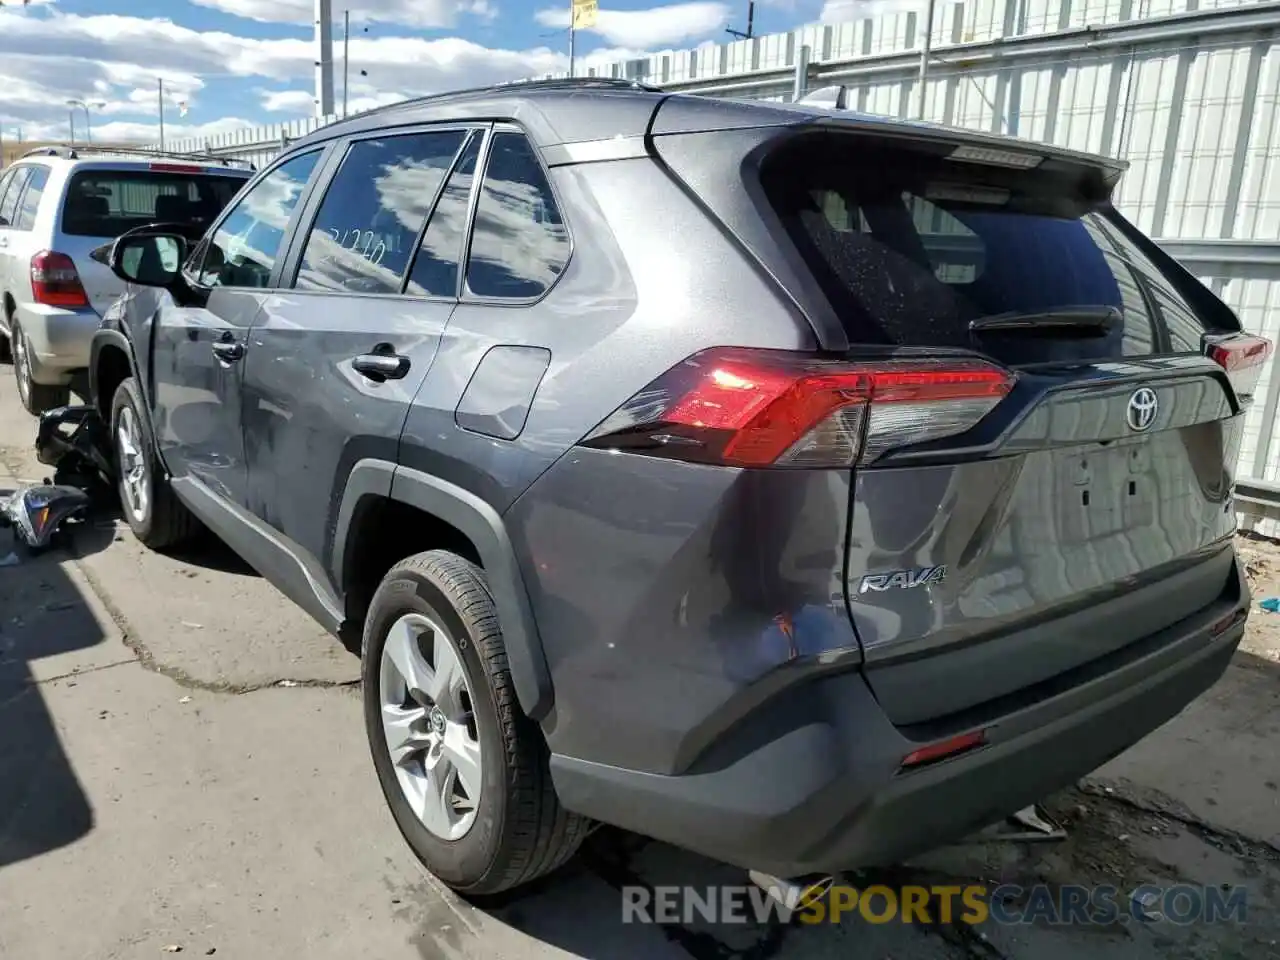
0,405,117,555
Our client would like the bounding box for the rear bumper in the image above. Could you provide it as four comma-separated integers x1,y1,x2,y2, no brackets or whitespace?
550,563,1247,878
15,302,101,377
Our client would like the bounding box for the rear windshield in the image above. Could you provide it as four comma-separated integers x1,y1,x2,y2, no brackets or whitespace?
760,135,1214,360
61,170,244,238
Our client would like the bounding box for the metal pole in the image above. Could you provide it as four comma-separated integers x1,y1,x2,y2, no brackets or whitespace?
68,109,75,146
158,78,165,151
568,22,576,77
792,44,811,102
314,0,335,118
917,0,936,119
84,106,93,144
342,9,350,117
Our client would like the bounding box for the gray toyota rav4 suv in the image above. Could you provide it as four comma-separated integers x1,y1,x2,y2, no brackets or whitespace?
92,78,1266,897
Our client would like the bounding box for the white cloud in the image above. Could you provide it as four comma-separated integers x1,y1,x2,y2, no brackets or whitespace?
535,2,731,49
0,6,652,143
189,0,494,29
820,0,925,20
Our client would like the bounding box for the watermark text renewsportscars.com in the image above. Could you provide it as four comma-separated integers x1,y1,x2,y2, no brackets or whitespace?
621,882,1250,926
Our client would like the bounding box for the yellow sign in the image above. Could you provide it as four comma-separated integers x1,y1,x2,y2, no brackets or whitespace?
571,0,598,29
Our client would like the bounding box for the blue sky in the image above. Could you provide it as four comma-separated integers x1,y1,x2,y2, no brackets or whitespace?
0,0,864,144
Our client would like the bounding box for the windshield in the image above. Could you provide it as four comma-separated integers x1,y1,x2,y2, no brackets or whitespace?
61,170,244,239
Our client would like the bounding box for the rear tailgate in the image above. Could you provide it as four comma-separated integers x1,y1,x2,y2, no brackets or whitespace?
59,164,245,314
652,110,1266,726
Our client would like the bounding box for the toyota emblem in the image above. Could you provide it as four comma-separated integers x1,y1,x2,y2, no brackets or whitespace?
1126,387,1159,432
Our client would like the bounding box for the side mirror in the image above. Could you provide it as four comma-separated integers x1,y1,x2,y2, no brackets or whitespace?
108,232,187,288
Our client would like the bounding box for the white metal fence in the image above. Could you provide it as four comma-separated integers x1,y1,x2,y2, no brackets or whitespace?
153,0,1280,526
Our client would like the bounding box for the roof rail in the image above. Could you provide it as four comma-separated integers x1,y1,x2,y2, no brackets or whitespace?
335,76,664,126
20,143,255,171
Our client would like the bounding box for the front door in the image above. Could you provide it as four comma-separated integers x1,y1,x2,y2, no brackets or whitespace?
151,149,324,504
241,126,479,581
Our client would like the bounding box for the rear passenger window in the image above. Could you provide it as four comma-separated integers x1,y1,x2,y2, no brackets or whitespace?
15,167,49,231
405,132,481,298
465,132,569,300
0,168,31,229
294,130,467,294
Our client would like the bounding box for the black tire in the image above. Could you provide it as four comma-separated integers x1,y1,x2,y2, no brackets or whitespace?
110,377,200,550
11,320,70,415
362,550,589,895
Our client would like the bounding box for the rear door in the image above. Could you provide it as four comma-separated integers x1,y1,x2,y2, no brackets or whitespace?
670,124,1265,725
57,163,246,315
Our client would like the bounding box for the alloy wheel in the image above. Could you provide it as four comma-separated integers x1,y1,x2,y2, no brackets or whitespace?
116,406,149,522
379,612,482,841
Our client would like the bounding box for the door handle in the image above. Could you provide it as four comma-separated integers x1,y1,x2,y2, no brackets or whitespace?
353,352,410,382
211,340,245,363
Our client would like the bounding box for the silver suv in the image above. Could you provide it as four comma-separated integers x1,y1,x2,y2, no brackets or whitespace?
0,146,251,414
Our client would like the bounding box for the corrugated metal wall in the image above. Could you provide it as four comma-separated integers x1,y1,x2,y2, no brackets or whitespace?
153,0,1280,520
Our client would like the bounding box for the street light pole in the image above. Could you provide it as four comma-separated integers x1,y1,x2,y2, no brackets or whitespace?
342,8,350,117
916,0,936,120
68,108,76,146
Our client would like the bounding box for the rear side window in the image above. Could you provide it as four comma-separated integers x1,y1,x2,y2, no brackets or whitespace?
294,129,468,294
61,170,244,238
0,168,31,229
760,136,1210,362
465,132,569,300
15,166,50,231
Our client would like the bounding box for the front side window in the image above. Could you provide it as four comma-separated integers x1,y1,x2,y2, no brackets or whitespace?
194,151,321,289
465,132,569,300
294,130,468,294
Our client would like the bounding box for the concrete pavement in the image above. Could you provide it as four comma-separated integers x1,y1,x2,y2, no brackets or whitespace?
1,370,1279,960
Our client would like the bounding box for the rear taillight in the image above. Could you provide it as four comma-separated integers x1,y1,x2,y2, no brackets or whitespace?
579,348,1016,468
1206,332,1272,405
30,251,89,308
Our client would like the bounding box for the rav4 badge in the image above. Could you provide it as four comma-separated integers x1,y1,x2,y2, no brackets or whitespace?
858,565,948,594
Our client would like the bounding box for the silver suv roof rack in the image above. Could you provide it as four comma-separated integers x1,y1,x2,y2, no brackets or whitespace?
18,144,255,171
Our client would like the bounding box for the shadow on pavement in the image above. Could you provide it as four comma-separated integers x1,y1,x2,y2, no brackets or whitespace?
0,502,117,869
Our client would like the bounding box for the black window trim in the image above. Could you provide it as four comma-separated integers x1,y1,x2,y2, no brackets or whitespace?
279,120,484,302
458,121,574,308
181,144,332,293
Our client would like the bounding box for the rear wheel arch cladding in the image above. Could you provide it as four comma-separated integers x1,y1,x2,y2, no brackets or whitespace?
336,460,555,723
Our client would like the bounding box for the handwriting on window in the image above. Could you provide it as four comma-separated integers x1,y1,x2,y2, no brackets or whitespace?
327,227,397,266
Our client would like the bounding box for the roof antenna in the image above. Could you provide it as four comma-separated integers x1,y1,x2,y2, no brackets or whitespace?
725,1,755,39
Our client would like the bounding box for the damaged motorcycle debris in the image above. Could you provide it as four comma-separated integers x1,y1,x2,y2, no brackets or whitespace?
0,405,117,553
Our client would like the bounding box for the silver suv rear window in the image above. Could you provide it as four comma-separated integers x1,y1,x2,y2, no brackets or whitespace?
61,170,243,238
